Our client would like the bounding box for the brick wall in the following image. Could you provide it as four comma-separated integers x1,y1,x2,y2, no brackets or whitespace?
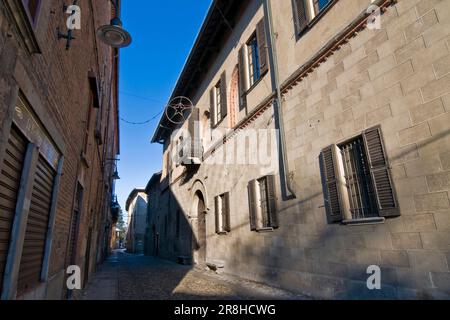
0,0,119,299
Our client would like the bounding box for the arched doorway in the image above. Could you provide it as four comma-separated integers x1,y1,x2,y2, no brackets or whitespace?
196,191,207,264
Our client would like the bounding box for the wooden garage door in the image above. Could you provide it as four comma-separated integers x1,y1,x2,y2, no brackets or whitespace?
17,155,55,295
0,126,28,292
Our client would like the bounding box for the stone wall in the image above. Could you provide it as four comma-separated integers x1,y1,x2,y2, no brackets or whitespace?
157,0,450,299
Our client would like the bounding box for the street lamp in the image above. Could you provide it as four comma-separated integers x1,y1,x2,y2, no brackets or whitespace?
97,0,132,48
103,158,121,180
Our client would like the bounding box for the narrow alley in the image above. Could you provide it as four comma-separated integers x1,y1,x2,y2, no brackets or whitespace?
79,250,308,300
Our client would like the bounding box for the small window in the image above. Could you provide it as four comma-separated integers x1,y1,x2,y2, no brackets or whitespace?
215,193,230,234
320,126,400,224
247,34,261,87
293,0,334,36
258,177,271,228
215,81,222,125
248,175,278,231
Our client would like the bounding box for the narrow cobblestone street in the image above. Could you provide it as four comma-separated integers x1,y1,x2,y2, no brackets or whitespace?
79,250,309,300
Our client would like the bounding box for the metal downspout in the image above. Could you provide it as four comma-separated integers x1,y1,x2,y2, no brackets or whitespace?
263,0,296,200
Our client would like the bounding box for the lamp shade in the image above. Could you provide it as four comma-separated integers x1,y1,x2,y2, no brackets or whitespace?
97,17,132,48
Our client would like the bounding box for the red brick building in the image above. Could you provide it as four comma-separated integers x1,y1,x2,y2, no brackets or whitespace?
0,0,121,299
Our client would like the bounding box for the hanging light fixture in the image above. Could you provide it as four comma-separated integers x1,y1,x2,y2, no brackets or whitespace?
111,168,121,180
97,0,132,48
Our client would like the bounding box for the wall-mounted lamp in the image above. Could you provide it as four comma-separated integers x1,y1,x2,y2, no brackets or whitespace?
104,158,121,180
97,0,132,48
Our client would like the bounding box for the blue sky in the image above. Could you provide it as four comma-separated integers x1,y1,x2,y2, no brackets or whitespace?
116,1,212,214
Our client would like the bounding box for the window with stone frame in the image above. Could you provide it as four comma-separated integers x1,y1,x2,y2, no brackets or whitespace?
320,126,400,225
247,175,279,231
247,34,261,87
209,72,228,128
215,193,231,234
215,81,222,124
292,0,334,35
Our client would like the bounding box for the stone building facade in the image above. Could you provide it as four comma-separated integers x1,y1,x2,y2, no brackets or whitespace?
0,0,120,299
125,189,147,254
144,171,193,262
151,0,450,299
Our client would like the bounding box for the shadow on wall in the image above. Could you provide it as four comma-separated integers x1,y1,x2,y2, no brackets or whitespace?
144,128,450,300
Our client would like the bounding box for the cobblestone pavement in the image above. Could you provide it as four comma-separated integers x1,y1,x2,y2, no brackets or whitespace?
79,250,309,300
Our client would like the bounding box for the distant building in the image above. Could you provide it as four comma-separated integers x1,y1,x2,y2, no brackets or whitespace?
144,172,162,256
144,172,192,262
151,0,450,299
125,189,147,254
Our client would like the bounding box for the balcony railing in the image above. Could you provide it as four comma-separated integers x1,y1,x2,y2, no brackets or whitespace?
179,138,203,166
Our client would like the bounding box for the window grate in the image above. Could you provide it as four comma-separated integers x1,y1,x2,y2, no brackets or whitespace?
340,138,378,220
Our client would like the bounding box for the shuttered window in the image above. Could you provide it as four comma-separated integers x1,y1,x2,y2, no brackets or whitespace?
293,0,309,34
0,126,28,292
17,155,56,295
246,19,268,88
238,47,248,110
210,72,228,128
215,193,230,234
293,0,334,36
320,126,400,223
248,175,278,231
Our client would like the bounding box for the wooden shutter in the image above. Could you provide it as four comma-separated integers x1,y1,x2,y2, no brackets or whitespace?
188,108,200,158
17,155,56,295
320,146,344,223
247,180,258,231
238,46,247,110
256,19,269,75
223,192,231,232
210,88,216,128
266,175,279,228
293,0,309,34
220,72,228,119
214,196,220,234
363,126,400,217
0,126,27,292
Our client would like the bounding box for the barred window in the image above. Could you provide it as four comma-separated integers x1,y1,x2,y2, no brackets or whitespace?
320,126,400,224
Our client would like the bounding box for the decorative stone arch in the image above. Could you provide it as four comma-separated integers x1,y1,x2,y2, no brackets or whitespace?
189,179,209,264
189,179,210,218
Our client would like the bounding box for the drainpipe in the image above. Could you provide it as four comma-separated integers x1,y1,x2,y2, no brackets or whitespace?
263,0,296,200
